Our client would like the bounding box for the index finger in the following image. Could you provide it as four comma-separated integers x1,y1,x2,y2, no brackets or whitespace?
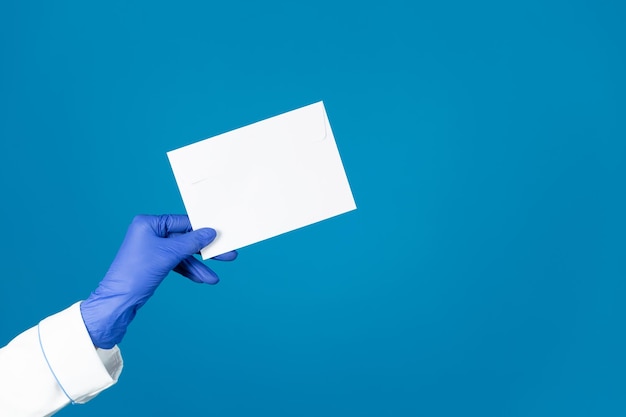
157,214,193,236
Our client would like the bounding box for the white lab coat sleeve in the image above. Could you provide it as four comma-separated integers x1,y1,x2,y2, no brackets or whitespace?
0,302,124,417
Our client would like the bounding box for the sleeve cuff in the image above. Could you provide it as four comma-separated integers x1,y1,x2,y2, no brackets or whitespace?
38,302,124,404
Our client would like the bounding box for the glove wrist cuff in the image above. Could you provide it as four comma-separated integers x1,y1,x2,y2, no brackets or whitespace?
80,295,140,349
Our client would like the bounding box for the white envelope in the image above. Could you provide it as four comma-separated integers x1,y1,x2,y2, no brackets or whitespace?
167,101,357,259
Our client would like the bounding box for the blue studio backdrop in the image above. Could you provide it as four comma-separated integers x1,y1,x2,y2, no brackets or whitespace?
1,1,625,416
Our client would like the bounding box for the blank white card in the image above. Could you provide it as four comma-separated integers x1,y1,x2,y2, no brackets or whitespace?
167,101,357,259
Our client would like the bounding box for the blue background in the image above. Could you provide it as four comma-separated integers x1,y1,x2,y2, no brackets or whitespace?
1,1,625,416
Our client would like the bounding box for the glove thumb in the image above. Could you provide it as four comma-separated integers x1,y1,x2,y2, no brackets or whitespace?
172,228,217,256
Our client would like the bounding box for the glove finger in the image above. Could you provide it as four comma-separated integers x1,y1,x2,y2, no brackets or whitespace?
171,228,217,256
156,214,193,236
170,235,236,258
211,250,238,261
174,257,220,284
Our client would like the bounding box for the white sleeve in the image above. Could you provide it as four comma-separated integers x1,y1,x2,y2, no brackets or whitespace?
0,302,124,417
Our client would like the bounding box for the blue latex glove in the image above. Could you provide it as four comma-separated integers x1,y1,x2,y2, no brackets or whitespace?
80,214,237,349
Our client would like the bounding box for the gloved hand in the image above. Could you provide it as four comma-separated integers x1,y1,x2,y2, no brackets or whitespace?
80,214,237,349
